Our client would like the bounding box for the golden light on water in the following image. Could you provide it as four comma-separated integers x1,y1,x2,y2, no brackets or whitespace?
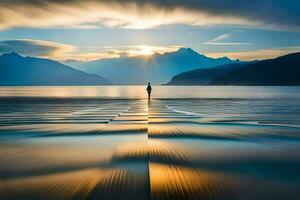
1,99,300,199
149,163,230,200
0,169,119,200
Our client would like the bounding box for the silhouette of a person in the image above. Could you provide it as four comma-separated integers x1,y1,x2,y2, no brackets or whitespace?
146,82,152,100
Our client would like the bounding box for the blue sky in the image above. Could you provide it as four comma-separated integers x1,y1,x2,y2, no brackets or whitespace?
0,0,299,61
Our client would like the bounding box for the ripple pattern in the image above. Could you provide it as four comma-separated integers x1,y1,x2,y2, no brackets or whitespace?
1,98,300,200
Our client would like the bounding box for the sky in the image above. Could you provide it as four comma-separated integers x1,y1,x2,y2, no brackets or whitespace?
0,0,300,61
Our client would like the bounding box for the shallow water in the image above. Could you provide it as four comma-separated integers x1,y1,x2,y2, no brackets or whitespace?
0,87,300,200
1,85,300,98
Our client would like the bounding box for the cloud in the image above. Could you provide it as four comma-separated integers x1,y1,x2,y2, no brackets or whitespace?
102,45,182,57
0,39,120,61
206,46,300,61
0,39,181,61
1,39,298,62
0,39,75,57
0,0,299,31
207,34,231,43
205,33,250,45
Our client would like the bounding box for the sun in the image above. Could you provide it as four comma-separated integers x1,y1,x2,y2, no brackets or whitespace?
138,45,154,56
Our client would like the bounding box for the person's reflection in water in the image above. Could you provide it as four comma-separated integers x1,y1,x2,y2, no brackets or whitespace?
146,82,152,101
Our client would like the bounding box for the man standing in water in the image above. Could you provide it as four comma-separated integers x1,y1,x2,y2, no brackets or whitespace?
146,82,152,100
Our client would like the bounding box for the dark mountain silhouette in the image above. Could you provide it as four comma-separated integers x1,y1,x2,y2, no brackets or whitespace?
72,47,238,84
210,52,300,85
167,52,300,85
166,63,245,85
0,52,110,86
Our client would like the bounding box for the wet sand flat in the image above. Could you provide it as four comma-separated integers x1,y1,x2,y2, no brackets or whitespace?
0,98,300,200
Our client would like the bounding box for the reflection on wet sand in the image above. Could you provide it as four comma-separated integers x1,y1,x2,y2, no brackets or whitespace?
112,140,188,163
150,163,231,200
1,98,300,199
148,123,300,140
149,162,300,200
0,167,150,200
0,169,123,200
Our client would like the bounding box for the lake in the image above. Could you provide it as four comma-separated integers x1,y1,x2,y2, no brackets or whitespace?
0,86,300,200
1,85,300,98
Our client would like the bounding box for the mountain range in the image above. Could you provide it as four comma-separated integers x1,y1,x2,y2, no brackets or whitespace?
1,49,300,86
0,52,110,86
167,52,300,85
71,48,238,85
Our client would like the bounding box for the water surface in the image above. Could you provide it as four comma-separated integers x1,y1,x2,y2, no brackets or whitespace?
0,86,300,200
1,86,300,99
